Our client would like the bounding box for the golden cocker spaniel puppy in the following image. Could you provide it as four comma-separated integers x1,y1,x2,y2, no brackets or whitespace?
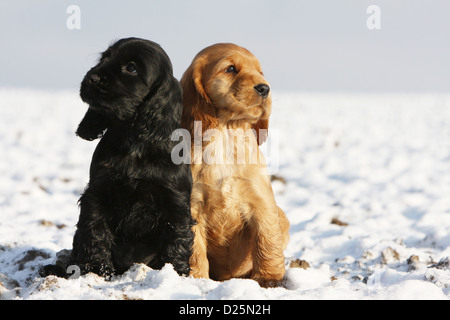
180,43,290,287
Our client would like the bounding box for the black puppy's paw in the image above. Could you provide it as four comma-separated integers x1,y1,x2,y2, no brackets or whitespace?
173,262,191,277
39,264,68,278
79,262,115,280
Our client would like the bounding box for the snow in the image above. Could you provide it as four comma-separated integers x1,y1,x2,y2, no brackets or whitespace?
1,88,449,300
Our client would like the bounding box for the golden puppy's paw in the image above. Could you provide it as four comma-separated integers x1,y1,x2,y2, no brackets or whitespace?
251,271,285,288
254,277,285,288
189,266,209,279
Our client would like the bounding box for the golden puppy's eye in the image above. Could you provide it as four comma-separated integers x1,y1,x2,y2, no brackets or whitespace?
124,62,137,75
225,65,237,74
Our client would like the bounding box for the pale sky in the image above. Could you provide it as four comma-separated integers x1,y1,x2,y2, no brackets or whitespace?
1,0,449,92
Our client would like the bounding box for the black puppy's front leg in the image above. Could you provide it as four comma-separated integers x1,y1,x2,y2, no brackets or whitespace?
71,191,115,278
76,107,108,141
156,171,194,276
159,212,194,276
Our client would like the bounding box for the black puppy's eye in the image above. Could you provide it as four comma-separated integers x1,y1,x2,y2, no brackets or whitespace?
225,65,237,74
124,62,137,75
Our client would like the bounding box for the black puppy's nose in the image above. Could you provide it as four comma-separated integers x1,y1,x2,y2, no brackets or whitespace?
254,84,270,98
88,73,102,84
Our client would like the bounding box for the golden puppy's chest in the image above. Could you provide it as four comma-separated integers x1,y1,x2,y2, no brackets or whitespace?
192,163,270,243
198,172,250,241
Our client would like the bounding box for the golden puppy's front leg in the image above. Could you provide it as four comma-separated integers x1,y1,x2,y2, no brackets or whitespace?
278,206,290,250
189,200,210,279
249,203,287,288
190,222,209,278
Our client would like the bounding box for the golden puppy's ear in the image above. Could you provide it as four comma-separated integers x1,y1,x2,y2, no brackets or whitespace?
191,59,210,104
252,118,269,145
181,57,218,135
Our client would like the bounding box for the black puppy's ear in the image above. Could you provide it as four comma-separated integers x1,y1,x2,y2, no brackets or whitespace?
76,108,108,141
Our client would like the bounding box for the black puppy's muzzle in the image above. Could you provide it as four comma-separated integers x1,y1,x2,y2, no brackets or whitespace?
88,73,101,84
82,71,109,97
87,73,108,86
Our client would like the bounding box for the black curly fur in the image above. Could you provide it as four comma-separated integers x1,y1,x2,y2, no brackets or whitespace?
40,38,194,278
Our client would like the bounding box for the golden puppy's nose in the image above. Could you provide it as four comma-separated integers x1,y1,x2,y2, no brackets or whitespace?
254,84,270,98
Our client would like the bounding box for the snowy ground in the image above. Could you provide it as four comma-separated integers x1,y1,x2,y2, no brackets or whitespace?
0,89,449,300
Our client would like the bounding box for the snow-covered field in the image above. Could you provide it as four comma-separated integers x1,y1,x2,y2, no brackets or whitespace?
1,89,449,300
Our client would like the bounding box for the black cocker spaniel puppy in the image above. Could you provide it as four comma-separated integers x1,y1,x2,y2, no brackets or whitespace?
41,38,194,278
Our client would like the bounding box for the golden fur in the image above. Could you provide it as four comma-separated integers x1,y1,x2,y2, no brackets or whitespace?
180,43,289,287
